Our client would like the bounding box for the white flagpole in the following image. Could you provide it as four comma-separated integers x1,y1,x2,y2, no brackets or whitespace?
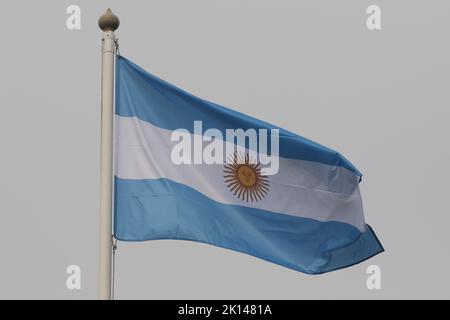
98,8,119,300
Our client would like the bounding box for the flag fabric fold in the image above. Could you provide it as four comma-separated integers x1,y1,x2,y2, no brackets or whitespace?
113,55,383,274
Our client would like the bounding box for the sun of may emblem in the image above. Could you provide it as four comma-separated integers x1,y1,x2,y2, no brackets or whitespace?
223,151,270,202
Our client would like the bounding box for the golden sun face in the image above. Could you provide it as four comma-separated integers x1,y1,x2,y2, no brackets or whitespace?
223,152,269,202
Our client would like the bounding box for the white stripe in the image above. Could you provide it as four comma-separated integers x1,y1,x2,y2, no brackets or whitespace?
115,115,366,231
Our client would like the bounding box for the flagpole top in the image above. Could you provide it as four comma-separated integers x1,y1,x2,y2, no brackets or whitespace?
98,8,120,32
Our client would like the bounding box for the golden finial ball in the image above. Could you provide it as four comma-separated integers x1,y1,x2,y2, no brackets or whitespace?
98,9,120,31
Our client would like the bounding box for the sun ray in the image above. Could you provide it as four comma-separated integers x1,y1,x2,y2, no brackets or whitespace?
249,189,255,202
254,187,265,200
257,184,269,192
230,186,240,194
237,187,244,200
225,182,238,188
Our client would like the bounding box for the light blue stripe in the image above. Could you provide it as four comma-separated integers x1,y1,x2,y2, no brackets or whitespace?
114,177,383,274
115,56,362,177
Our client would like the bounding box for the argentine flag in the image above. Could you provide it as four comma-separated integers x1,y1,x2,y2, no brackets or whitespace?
114,56,383,274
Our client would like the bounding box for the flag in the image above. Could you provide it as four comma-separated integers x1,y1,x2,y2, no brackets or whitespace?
114,55,383,274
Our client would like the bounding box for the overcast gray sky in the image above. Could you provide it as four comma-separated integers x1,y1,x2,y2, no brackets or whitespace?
0,0,449,299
